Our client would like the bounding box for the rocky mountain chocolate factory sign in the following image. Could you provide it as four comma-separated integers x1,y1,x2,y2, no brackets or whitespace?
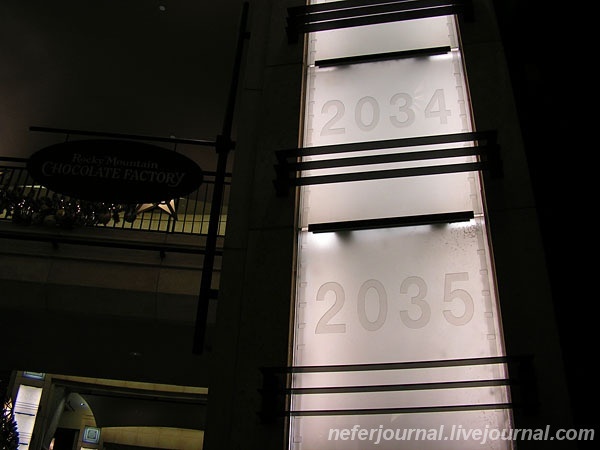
27,140,204,203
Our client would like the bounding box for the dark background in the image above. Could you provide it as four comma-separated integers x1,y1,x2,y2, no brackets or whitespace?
492,0,597,441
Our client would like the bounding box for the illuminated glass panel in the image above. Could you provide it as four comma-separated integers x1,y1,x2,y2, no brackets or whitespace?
305,54,470,145
295,222,503,366
307,16,454,65
300,51,477,224
290,6,512,450
14,385,43,449
305,0,458,66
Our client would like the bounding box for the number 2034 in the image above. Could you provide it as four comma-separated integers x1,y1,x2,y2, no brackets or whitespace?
314,272,475,334
319,89,451,136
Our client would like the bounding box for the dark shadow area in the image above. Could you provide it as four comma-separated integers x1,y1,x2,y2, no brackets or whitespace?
492,1,597,445
52,427,78,450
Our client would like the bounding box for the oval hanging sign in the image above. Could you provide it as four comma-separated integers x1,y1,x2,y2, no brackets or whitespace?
27,139,204,203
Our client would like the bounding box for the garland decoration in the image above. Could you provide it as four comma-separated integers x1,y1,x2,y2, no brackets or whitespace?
0,184,139,229
0,399,19,450
0,372,19,450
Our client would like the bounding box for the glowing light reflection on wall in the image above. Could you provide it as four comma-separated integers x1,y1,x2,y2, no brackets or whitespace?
14,385,43,449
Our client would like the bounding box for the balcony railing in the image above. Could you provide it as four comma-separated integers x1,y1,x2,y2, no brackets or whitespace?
0,161,230,236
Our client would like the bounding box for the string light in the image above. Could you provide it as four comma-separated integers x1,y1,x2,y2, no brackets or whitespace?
0,184,140,228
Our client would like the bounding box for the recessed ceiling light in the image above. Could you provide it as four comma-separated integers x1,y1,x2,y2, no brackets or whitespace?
159,5,166,12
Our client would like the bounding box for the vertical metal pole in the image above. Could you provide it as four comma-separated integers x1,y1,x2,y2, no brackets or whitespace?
193,2,250,354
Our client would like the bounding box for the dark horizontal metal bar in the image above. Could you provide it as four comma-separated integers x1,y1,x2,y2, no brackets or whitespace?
288,0,455,27
289,0,416,16
297,5,460,34
282,145,492,172
0,157,28,163
0,165,232,183
287,402,513,417
262,356,510,375
0,230,220,257
276,131,496,160
288,0,455,20
283,378,510,395
30,126,219,148
308,211,474,233
291,161,486,186
53,378,208,404
197,173,233,182
316,46,451,67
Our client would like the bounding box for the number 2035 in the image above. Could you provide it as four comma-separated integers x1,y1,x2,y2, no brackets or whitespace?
314,272,475,334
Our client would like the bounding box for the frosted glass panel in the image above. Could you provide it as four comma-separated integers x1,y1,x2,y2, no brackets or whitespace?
14,385,43,449
299,171,480,225
291,10,512,450
304,55,470,147
307,17,455,65
290,222,510,449
290,411,513,449
300,54,476,223
294,220,503,367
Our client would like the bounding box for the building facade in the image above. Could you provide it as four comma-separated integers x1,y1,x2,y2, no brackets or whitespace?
0,1,587,449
